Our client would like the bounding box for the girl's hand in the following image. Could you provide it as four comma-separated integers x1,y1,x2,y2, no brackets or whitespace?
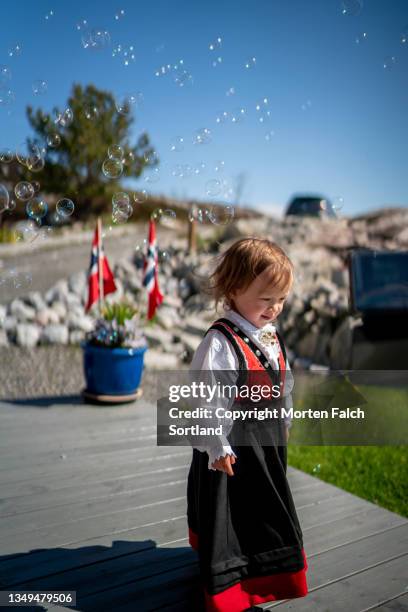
211,454,236,476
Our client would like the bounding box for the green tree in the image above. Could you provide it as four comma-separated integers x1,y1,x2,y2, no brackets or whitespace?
25,83,157,219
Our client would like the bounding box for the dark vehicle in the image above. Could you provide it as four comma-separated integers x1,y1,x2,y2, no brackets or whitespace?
330,249,408,369
285,195,337,218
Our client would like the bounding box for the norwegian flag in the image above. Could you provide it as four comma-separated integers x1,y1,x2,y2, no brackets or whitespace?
142,218,164,320
85,219,117,312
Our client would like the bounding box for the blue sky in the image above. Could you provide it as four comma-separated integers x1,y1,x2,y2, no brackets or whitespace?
1,0,407,216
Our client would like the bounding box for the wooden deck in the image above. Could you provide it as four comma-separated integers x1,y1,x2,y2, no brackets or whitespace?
0,394,407,612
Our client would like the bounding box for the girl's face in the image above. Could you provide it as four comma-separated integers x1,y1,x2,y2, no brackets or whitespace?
230,266,292,328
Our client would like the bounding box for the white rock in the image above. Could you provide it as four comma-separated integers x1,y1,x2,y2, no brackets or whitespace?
2,316,17,332
144,326,173,348
24,291,47,311
52,301,67,320
66,312,94,332
0,329,9,346
35,308,60,326
41,324,69,345
144,349,180,369
69,330,85,345
9,299,36,321
16,323,40,347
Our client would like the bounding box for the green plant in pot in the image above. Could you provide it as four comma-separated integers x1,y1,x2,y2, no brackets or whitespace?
82,298,148,402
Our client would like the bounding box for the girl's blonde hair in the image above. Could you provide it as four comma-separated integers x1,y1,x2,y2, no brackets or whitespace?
204,238,294,312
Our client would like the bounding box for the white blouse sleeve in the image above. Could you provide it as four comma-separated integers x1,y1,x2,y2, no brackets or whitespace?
189,330,239,470
281,355,294,429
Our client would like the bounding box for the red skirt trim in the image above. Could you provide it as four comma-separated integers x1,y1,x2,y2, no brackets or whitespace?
188,528,308,611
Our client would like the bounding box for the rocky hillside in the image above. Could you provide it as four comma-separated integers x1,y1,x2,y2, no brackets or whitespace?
0,206,406,369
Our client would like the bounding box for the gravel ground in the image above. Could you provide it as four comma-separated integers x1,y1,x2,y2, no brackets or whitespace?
0,345,163,402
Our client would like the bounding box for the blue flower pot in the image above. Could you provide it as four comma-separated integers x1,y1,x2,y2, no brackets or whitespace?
81,342,147,396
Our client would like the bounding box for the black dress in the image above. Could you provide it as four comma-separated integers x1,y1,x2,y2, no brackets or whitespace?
186,318,309,611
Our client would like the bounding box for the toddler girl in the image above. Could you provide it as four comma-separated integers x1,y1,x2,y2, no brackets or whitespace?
186,237,309,611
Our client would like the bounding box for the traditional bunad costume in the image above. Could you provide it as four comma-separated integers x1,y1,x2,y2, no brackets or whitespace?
186,307,309,611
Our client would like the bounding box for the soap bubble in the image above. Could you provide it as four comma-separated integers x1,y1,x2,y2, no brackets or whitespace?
112,191,130,207
115,91,142,115
301,100,312,111
80,28,93,49
172,164,192,179
47,133,61,148
32,181,41,193
355,31,368,44
193,127,211,145
26,197,48,220
134,238,148,253
208,36,222,51
173,62,193,87
208,205,235,225
108,144,124,161
0,149,14,163
84,105,99,120
170,136,184,152
215,110,229,124
16,140,42,166
332,196,344,211
112,44,135,65
13,220,39,242
0,65,11,83
32,79,48,95
226,86,235,96
341,0,363,16
55,107,74,127
212,56,222,68
214,160,225,172
15,181,35,201
255,97,269,111
0,184,9,212
143,149,159,165
205,179,222,197
244,56,256,69
0,86,15,106
121,45,135,66
265,130,275,142
382,56,397,69
151,207,163,221
7,198,16,211
194,162,206,175
133,189,148,203
27,156,45,173
56,198,75,217
7,43,22,58
112,204,132,224
188,206,211,224
76,19,88,31
144,167,160,183
231,107,246,123
122,150,135,165
401,26,408,45
45,10,54,20
115,9,125,20
90,28,111,50
312,463,321,474
102,158,123,179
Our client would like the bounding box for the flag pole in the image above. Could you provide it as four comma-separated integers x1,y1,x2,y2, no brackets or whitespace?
97,217,104,317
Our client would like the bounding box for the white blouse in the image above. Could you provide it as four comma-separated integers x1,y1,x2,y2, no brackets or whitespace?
189,307,294,471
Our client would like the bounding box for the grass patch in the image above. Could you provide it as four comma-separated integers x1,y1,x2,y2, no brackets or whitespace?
288,381,408,517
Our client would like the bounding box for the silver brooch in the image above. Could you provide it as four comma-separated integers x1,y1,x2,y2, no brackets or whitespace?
258,326,278,347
